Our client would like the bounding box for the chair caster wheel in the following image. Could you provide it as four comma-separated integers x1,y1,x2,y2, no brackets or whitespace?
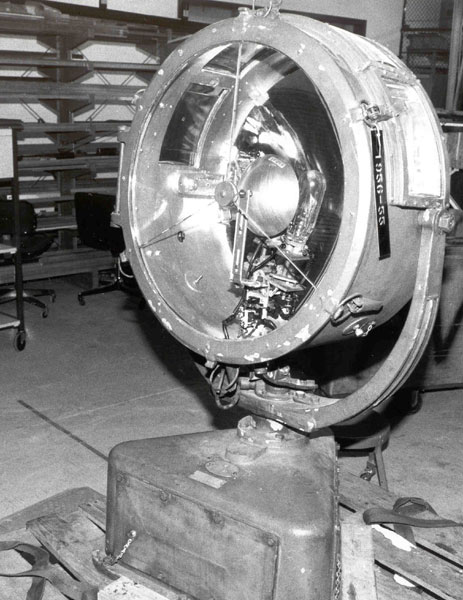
14,331,26,351
78,294,85,306
360,468,375,482
42,309,48,318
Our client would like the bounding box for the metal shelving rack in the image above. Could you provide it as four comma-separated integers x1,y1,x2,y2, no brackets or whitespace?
0,1,174,285
0,121,26,350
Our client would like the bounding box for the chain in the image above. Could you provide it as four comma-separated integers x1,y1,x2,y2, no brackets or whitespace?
108,529,137,565
334,554,342,599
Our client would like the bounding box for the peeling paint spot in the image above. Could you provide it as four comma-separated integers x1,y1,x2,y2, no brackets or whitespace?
154,250,161,256
300,568,306,574
295,325,310,340
178,48,183,56
161,318,172,331
146,249,153,257
244,352,261,362
319,64,326,72
158,69,164,76
283,340,291,347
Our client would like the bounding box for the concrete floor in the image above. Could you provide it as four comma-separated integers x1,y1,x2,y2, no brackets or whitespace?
0,276,462,596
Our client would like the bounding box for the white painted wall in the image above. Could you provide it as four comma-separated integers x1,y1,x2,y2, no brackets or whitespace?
207,0,405,54
45,0,405,54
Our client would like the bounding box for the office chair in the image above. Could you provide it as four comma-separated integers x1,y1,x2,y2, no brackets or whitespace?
74,192,143,305
0,199,56,318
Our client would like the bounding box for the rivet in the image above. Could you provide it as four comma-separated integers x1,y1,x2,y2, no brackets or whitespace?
266,536,276,547
212,512,224,525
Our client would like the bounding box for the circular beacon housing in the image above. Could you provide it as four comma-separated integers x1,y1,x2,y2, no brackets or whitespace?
118,10,449,429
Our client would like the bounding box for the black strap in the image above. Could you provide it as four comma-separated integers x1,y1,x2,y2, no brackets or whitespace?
363,496,463,540
0,541,98,600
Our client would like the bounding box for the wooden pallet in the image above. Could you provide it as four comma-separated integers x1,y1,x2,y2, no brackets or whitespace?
339,466,463,600
0,470,461,600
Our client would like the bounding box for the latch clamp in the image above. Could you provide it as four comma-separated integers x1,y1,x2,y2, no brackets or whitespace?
331,294,383,325
351,102,393,127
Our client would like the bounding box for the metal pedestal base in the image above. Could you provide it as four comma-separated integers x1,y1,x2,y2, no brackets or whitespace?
106,417,339,600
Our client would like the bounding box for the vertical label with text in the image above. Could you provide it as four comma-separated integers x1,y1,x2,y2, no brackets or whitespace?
371,128,391,260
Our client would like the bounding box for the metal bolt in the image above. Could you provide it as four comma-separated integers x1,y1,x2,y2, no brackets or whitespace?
177,231,185,242
159,491,169,503
438,210,456,234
